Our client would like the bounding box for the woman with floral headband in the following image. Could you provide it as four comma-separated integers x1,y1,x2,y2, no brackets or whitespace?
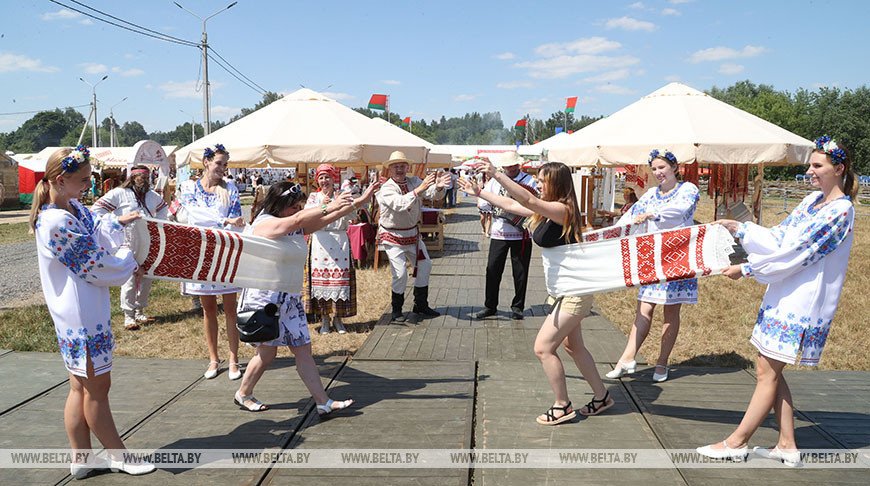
30,146,154,477
233,181,376,414
698,136,857,465
606,149,700,383
178,144,246,381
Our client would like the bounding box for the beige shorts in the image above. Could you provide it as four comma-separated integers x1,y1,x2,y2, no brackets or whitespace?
547,294,594,317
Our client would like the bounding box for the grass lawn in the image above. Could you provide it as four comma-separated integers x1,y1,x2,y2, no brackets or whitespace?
0,222,33,244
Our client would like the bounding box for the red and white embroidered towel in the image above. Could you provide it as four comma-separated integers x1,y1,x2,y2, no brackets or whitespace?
543,223,734,297
131,218,307,293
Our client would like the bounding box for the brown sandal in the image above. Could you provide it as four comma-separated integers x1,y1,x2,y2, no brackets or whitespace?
536,401,577,425
579,391,614,416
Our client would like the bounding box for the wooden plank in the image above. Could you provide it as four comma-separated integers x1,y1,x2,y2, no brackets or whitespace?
486,325,503,360
384,328,414,359
401,328,428,359
473,328,487,360
416,325,440,360
443,328,463,361
458,328,475,361
353,325,387,359
429,328,451,360
367,326,402,360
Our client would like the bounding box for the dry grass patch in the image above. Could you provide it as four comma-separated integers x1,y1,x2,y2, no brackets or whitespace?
0,222,34,245
0,265,392,362
596,197,870,371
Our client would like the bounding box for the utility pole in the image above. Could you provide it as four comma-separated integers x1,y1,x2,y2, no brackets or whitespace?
80,75,108,147
174,2,238,136
180,110,197,143
109,97,127,147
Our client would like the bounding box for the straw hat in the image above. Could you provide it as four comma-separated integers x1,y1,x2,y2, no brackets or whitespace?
384,150,415,166
494,151,524,168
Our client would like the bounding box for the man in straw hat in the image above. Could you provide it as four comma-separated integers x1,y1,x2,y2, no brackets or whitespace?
475,151,538,321
376,150,451,322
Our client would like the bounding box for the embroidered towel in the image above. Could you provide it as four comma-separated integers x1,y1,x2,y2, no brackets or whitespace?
131,218,306,293
543,223,735,297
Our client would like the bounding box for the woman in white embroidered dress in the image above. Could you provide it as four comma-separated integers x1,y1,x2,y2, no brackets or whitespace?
31,147,154,477
697,137,857,465
178,144,245,380
606,150,700,383
302,164,356,334
233,181,378,413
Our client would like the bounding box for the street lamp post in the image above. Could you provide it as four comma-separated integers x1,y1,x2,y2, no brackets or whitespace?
109,97,128,148
180,109,196,143
174,1,238,136
80,75,109,147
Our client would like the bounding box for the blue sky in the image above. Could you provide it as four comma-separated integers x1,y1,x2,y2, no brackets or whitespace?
2,0,867,134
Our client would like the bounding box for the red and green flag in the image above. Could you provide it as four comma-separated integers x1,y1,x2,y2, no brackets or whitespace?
368,94,388,110
514,119,527,130
565,96,578,113
401,117,410,128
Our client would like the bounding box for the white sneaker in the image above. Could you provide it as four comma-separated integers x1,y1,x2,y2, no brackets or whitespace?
754,446,802,467
652,366,669,382
605,360,637,379
134,310,152,322
320,315,331,335
108,457,155,475
70,458,109,480
696,441,748,462
123,314,140,330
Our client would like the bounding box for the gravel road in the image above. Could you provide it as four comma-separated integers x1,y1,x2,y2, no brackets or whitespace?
0,240,43,310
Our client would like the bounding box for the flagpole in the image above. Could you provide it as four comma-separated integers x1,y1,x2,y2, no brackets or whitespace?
386,95,390,123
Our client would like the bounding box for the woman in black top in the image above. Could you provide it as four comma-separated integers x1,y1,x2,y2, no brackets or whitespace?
458,161,613,425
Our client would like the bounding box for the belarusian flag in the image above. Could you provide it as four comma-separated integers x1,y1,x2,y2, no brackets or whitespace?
368,94,388,110
565,96,578,113
401,117,410,128
514,119,527,130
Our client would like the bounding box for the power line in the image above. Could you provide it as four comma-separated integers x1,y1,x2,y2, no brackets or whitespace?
65,0,199,46
208,46,268,94
0,104,90,116
48,0,198,47
206,52,265,96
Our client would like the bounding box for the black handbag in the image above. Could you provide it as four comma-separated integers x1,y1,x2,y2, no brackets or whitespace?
236,302,280,343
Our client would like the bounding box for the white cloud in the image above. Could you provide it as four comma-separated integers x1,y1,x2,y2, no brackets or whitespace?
0,52,59,73
121,68,144,77
687,45,768,63
580,69,630,83
41,9,80,20
79,18,93,25
605,16,658,32
145,84,153,89
593,84,637,95
159,80,224,99
662,8,680,15
383,80,401,85
811,82,840,89
322,91,354,100
493,52,517,60
670,0,693,3
453,94,477,102
629,2,645,8
718,63,745,75
124,53,140,59
534,37,621,58
211,105,241,119
664,74,681,82
515,54,639,79
80,62,108,74
519,97,549,115
496,80,534,89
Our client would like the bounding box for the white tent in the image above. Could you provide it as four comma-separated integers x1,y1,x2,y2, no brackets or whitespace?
88,141,171,176
175,88,429,169
546,82,813,167
518,132,570,157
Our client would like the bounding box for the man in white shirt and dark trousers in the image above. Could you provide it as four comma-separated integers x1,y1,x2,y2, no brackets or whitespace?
475,152,539,320
92,165,168,329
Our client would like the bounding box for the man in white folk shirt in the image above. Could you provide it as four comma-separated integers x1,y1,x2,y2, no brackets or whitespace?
92,165,168,330
376,151,451,322
475,151,539,320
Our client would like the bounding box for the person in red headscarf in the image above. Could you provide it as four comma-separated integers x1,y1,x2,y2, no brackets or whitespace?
302,164,379,334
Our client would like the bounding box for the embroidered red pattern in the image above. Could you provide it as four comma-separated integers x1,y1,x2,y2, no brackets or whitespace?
661,228,693,281
635,234,657,285
154,223,203,279
695,225,711,276
620,238,633,287
197,229,217,281
141,220,162,272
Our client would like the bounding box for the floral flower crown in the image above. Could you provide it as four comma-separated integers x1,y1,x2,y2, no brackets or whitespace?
62,145,90,173
648,149,677,166
813,136,846,165
203,143,229,160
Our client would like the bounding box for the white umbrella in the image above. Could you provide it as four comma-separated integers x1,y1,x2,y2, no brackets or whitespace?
547,82,813,167
175,88,428,168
